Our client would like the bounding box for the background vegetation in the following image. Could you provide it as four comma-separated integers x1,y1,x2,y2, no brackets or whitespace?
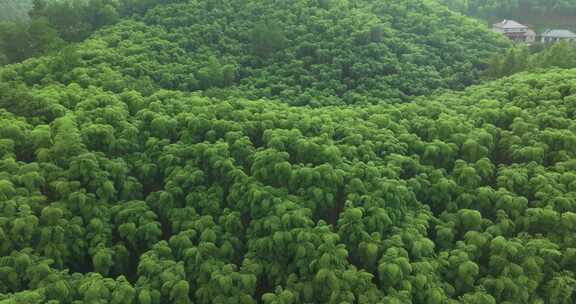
0,0,179,66
486,41,576,77
442,0,576,17
0,0,33,22
442,0,576,31
0,0,509,105
0,0,576,303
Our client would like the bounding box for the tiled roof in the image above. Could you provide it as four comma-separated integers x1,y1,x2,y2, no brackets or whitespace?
493,20,528,29
541,29,576,38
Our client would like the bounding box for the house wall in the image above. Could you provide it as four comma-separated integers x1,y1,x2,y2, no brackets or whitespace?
541,37,576,43
493,26,527,34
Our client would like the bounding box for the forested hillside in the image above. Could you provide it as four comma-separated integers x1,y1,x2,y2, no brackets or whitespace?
4,0,508,105
441,0,576,32
441,0,576,17
1,0,576,303
0,0,33,21
485,41,576,78
0,0,174,66
3,60,576,302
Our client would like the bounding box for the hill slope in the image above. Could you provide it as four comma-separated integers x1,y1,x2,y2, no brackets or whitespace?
0,0,33,21
4,0,509,105
441,0,576,33
2,59,576,302
4,1,576,303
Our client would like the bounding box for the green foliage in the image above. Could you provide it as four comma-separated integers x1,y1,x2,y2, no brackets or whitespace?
0,0,181,66
1,62,576,302
2,0,508,105
29,0,121,42
251,21,287,57
486,42,576,78
0,0,575,303
0,0,33,22
441,0,576,17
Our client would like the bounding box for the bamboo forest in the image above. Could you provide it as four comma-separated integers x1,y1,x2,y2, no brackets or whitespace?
0,0,576,303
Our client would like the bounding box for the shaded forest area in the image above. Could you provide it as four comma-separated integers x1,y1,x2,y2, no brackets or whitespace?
441,0,576,35
0,0,33,22
486,41,576,77
0,0,179,65
442,0,576,18
437,0,576,79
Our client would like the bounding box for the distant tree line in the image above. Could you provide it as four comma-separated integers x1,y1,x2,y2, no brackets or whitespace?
442,0,576,17
0,0,184,66
0,0,33,22
486,41,576,78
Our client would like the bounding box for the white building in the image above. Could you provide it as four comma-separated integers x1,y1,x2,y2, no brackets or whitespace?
493,20,536,44
541,29,576,44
